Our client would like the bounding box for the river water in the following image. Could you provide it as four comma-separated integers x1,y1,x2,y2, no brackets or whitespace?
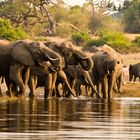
0,97,140,140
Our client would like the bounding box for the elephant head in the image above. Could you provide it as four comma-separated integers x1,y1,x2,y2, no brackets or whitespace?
45,41,93,71
11,40,62,71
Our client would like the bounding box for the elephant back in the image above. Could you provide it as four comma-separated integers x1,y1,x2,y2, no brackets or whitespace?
11,40,35,66
0,40,12,55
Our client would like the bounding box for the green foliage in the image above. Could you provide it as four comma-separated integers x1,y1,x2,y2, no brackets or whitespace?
123,0,140,33
99,31,131,48
86,39,106,48
71,32,91,46
132,36,140,46
84,31,131,51
0,19,28,40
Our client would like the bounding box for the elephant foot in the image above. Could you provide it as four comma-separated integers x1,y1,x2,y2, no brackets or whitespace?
65,93,70,98
56,93,61,98
90,93,96,98
15,91,25,98
6,90,14,97
6,91,11,97
44,89,52,99
29,92,36,98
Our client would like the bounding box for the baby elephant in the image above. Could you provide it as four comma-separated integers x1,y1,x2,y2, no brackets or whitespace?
129,63,140,82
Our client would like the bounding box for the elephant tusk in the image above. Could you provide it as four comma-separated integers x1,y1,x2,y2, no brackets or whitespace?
79,56,89,60
96,91,102,99
45,54,60,62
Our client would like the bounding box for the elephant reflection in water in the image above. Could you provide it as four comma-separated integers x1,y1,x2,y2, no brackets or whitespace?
0,39,61,97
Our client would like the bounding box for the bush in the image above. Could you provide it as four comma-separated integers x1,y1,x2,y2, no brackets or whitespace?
83,30,132,51
132,36,140,46
86,39,105,47
71,32,91,46
0,19,28,40
99,30,131,48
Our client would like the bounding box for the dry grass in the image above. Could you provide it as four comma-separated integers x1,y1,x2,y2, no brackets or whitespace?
124,33,140,41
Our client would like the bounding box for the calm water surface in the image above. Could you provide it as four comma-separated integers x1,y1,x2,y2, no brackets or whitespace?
0,96,140,140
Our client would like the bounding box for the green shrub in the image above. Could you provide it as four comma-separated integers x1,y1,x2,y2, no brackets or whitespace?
86,39,105,47
71,32,91,46
99,30,131,48
0,19,28,40
132,36,140,46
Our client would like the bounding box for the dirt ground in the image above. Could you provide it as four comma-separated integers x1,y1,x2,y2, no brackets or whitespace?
116,52,140,97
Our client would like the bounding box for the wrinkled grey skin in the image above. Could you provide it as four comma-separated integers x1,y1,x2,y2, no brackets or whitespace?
0,39,61,97
46,41,95,98
129,63,140,82
28,68,76,98
28,40,94,98
0,40,15,96
44,41,93,71
92,51,123,98
63,65,101,98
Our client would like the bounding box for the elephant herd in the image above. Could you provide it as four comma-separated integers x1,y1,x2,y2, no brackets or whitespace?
0,40,124,99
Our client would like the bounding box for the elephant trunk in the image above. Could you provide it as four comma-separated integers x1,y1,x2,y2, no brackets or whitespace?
83,71,102,98
44,48,62,70
79,57,93,71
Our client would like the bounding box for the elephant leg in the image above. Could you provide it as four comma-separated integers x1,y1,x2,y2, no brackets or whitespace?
75,82,80,97
96,81,102,97
51,72,59,97
62,83,67,97
22,67,30,90
28,75,38,98
129,74,133,82
83,71,101,98
55,82,62,97
58,70,76,98
69,78,76,97
102,75,108,98
5,76,18,97
0,78,2,96
108,72,115,98
117,74,122,93
10,63,26,96
44,73,52,99
134,76,136,82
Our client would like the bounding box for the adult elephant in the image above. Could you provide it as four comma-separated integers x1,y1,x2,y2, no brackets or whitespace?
45,41,97,98
28,68,76,98
0,39,61,97
44,41,93,71
92,49,123,98
129,63,140,82
28,40,95,98
63,65,101,98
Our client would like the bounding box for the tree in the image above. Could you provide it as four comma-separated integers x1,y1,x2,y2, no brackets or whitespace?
84,0,115,14
0,0,63,35
123,0,140,33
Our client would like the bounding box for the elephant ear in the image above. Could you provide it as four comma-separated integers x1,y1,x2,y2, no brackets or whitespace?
12,45,35,66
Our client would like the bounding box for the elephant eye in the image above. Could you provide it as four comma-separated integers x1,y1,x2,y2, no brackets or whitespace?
36,50,42,55
117,61,120,64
